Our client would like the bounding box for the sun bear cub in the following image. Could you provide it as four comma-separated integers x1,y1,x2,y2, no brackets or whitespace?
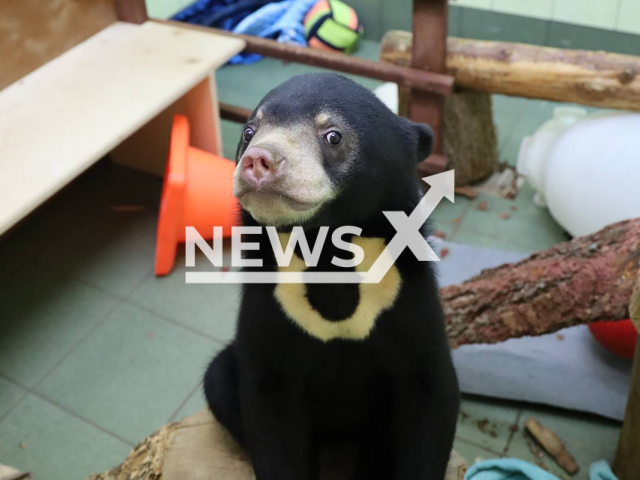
204,73,459,480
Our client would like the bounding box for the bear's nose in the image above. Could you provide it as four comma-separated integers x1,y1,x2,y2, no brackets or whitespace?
239,146,284,189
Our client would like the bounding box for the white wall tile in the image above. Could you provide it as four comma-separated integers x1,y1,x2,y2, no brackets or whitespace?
617,0,640,34
493,0,554,20
452,0,493,10
146,0,194,19
553,0,619,30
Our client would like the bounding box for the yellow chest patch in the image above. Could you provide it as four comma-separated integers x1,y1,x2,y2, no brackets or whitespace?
274,236,402,342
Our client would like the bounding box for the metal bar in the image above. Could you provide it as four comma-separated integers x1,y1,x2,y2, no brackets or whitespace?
220,103,252,123
218,101,449,174
114,0,148,24
156,20,454,96
410,0,449,166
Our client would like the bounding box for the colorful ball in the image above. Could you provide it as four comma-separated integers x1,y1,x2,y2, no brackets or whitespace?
304,0,363,53
588,319,637,359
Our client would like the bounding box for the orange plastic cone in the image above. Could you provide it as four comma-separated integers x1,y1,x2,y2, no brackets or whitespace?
155,115,239,276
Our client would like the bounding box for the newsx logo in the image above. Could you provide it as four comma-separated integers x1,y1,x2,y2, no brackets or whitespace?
185,171,454,284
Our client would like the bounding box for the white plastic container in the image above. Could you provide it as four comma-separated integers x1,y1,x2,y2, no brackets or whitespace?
517,108,640,237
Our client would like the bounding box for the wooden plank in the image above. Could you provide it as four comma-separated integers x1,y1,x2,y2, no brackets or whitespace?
0,0,117,90
111,73,224,176
0,21,245,235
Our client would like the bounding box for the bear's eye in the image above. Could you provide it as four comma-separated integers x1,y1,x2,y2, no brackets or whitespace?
242,127,255,143
324,131,342,146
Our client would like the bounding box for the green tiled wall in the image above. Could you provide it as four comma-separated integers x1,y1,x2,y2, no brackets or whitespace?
150,0,640,56
349,1,640,57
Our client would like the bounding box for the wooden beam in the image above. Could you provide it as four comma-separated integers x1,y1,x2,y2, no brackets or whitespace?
409,0,449,173
156,20,454,96
220,103,252,124
114,0,147,24
613,274,640,480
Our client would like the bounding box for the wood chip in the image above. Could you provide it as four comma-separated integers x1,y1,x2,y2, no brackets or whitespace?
525,417,579,475
477,418,490,433
452,217,462,224
440,248,450,259
524,434,549,470
500,212,511,220
511,205,518,211
455,186,478,200
19,442,27,449
477,201,488,211
434,230,447,239
556,334,565,341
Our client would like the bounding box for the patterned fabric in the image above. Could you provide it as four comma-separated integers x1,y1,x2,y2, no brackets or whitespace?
172,0,317,65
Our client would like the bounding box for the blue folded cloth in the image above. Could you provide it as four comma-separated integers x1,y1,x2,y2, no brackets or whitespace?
230,0,319,64
172,0,273,31
465,458,618,480
172,0,319,65
465,458,559,480
589,460,618,480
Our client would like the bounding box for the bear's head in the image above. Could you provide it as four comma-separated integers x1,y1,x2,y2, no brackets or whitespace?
233,73,433,228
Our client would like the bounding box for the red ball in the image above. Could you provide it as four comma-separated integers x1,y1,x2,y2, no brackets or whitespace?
588,319,636,359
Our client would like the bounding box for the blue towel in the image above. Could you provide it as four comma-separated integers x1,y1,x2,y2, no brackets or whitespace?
465,458,619,480
465,458,559,480
589,460,618,480
230,0,318,64
172,0,273,31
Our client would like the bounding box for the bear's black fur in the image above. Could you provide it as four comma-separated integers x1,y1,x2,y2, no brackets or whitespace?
204,73,459,480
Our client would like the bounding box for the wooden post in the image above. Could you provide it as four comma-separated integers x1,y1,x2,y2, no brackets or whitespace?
409,0,449,175
114,0,148,24
613,274,640,480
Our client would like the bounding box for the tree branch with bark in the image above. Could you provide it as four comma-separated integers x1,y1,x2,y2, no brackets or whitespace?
442,218,640,348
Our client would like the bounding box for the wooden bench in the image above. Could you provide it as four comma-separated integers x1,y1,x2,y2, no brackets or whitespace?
0,15,244,236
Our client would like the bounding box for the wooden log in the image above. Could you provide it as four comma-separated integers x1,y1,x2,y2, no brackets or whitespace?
381,32,498,186
381,31,640,112
613,274,640,480
438,90,497,186
89,410,468,479
443,218,640,348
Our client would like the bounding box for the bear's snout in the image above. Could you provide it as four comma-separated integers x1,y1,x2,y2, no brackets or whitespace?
239,146,285,190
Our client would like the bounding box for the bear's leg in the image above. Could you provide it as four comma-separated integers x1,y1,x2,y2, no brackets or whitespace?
389,371,459,480
203,344,245,448
351,419,393,480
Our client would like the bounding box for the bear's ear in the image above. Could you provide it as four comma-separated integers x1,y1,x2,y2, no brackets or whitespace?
414,123,434,162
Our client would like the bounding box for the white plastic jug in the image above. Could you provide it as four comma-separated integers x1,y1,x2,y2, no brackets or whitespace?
517,108,640,237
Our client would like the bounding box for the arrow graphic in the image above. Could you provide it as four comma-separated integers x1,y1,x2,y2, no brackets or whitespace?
186,170,455,284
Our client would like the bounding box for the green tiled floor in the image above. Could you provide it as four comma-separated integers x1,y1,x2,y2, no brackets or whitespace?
36,302,221,443
0,54,622,479
0,394,131,480
508,406,621,479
